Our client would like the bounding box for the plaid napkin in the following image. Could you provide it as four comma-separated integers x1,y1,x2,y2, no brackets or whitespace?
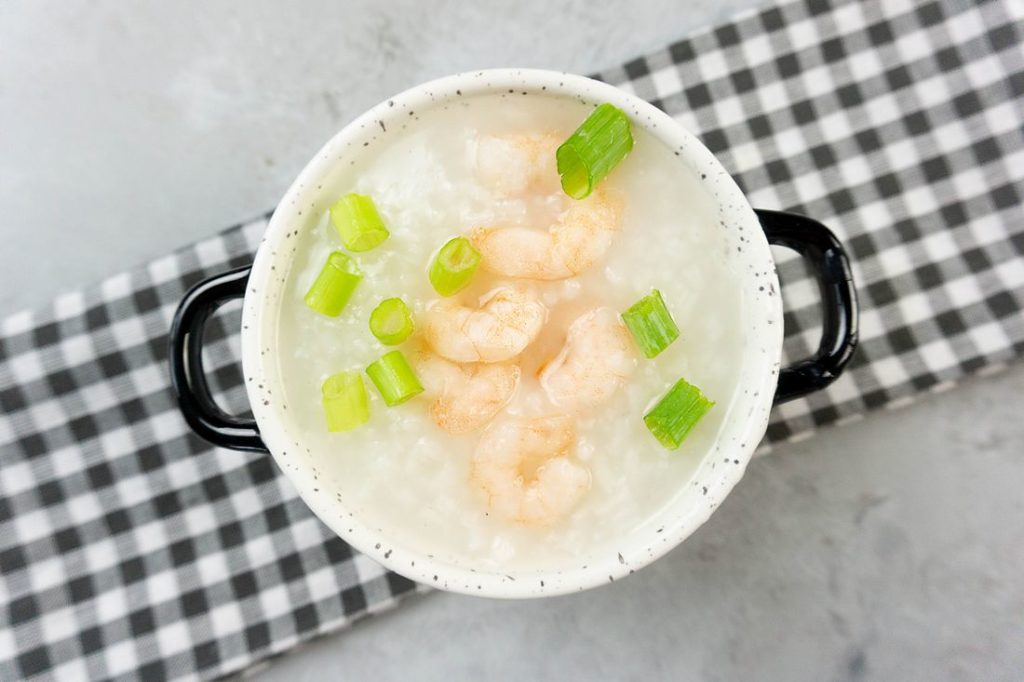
2,0,1023,679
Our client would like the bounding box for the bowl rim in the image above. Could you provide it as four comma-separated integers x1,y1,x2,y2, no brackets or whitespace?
241,68,783,598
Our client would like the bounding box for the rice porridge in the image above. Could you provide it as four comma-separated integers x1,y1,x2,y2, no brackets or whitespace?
273,93,746,571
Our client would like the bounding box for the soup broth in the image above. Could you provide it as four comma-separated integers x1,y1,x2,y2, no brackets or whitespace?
275,93,745,571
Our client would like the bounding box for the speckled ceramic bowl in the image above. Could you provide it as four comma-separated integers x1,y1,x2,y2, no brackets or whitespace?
169,69,857,598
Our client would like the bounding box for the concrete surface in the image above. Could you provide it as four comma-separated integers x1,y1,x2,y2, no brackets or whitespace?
2,1,1022,681
0,0,760,316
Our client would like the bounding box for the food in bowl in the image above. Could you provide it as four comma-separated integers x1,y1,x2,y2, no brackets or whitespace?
274,92,743,570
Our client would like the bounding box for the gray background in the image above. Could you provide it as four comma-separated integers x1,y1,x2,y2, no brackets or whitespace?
2,1,1022,680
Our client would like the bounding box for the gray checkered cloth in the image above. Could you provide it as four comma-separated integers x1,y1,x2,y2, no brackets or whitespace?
2,0,1023,679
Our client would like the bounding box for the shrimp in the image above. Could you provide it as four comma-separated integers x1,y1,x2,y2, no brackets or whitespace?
416,352,520,435
471,415,590,525
472,132,561,196
470,188,624,280
538,307,636,412
422,286,547,363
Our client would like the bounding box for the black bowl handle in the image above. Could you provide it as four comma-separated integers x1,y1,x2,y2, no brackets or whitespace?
756,209,859,404
169,265,267,452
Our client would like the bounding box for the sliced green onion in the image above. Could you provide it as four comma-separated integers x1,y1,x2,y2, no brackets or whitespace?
622,289,680,359
366,350,424,406
429,237,481,297
556,103,634,200
369,297,414,345
322,372,370,432
329,193,390,252
643,378,715,450
304,251,362,317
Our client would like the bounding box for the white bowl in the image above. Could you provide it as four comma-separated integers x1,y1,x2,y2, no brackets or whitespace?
171,69,857,598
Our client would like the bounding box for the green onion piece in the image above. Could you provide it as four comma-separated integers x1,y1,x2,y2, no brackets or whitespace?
304,251,362,317
322,372,370,432
329,193,390,252
366,350,424,406
369,297,414,345
622,289,681,359
643,378,715,450
556,103,634,200
429,237,481,297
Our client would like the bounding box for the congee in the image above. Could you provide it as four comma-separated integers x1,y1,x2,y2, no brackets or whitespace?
275,93,744,570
